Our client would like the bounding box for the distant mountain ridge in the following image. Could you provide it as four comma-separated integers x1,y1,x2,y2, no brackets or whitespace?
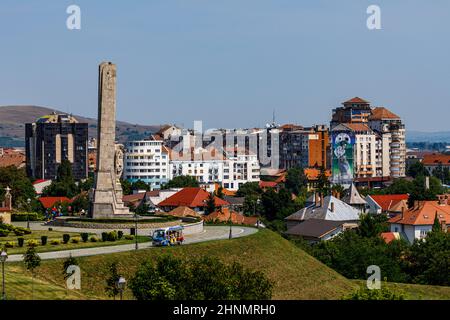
0,105,162,147
407,131,450,143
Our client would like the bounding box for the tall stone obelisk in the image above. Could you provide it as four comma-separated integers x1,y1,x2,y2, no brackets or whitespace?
90,62,130,218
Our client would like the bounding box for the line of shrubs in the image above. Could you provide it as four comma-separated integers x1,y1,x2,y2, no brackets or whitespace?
0,224,32,237
1,229,135,249
11,212,44,222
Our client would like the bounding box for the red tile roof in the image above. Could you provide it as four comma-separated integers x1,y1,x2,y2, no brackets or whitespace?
343,97,370,104
158,187,229,208
259,181,278,188
369,194,409,212
389,201,450,226
369,107,400,120
380,232,401,244
203,208,258,226
39,197,72,209
422,153,450,166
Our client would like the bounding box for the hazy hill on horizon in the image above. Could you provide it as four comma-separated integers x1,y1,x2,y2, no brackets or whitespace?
0,105,162,147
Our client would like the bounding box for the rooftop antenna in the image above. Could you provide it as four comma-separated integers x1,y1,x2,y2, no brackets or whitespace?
272,109,276,126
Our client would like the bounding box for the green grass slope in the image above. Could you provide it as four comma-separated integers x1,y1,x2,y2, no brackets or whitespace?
6,229,357,300
6,229,449,300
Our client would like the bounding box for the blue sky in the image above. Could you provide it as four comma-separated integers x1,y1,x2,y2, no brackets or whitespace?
0,1,449,131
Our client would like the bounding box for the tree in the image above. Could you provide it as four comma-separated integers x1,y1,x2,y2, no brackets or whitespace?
205,192,217,214
237,182,264,215
71,193,89,213
132,180,150,192
62,255,79,279
407,161,429,178
129,255,273,300
215,187,225,199
432,213,442,233
316,167,330,196
42,160,79,198
0,166,36,209
23,246,41,299
236,182,263,198
105,262,121,300
407,228,450,286
285,167,307,196
357,213,389,238
261,188,298,222
163,176,199,189
121,179,132,196
408,176,446,208
306,230,409,283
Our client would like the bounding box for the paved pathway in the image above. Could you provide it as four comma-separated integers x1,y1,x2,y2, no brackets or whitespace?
6,226,257,262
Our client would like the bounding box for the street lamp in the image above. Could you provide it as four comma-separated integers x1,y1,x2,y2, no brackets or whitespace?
116,276,126,301
134,213,139,250
1,250,8,300
27,198,31,229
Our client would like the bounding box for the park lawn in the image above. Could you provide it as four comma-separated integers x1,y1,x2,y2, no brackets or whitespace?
1,235,151,255
3,265,91,300
353,280,450,300
7,229,359,300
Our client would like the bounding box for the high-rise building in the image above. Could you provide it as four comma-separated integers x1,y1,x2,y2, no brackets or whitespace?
123,136,170,190
278,124,330,170
25,113,88,180
330,97,406,185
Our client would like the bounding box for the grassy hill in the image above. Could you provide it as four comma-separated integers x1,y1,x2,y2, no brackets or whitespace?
4,229,450,300
0,105,161,146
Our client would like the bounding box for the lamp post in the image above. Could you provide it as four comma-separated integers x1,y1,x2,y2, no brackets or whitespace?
116,276,126,301
134,213,138,250
27,198,31,229
1,250,8,300
255,199,261,229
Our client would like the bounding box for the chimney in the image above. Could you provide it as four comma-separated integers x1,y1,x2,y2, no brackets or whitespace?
314,192,319,206
330,202,335,212
438,195,447,206
442,220,447,232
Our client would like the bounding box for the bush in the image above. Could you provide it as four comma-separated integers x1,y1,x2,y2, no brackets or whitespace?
11,212,43,222
342,286,405,300
0,229,10,237
41,236,48,246
101,232,108,242
107,231,118,242
27,240,39,247
129,255,273,300
81,233,89,243
71,237,81,244
118,231,124,240
48,228,53,231
124,235,134,240
4,241,14,248
14,227,31,236
50,239,61,245
63,234,71,244
18,237,24,247
90,236,99,242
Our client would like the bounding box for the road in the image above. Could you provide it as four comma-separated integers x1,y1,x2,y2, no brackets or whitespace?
6,225,258,262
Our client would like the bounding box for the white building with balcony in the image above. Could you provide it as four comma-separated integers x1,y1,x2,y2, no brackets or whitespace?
124,137,170,190
169,147,260,191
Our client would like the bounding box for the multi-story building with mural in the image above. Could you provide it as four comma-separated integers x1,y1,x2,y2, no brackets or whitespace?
330,97,406,186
